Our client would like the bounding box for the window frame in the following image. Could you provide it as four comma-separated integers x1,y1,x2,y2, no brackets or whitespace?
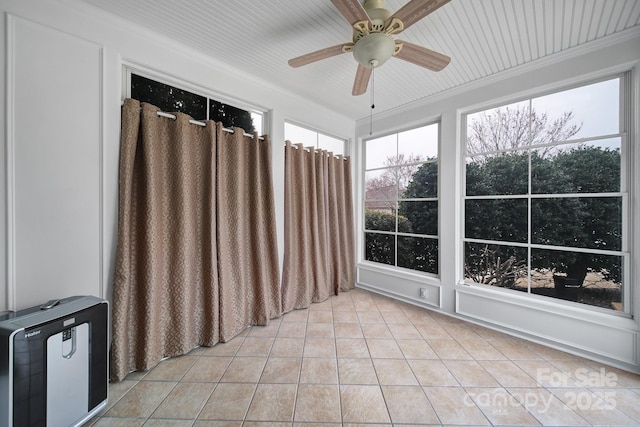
362,121,441,276
284,120,347,156
123,64,268,134
460,72,632,316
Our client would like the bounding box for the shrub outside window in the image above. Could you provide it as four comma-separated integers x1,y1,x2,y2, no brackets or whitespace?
463,76,628,312
364,123,439,274
130,73,263,133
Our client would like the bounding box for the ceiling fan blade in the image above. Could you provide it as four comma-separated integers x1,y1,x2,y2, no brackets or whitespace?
352,64,372,96
386,0,451,33
394,40,450,71
331,0,372,28
288,44,351,68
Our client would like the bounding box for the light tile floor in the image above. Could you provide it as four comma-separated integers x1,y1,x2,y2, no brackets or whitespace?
89,288,640,426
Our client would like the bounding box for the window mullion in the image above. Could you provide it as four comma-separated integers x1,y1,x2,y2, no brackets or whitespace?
527,98,533,294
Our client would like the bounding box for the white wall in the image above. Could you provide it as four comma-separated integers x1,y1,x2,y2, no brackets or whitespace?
355,30,640,373
0,0,354,311
7,15,103,309
2,0,638,375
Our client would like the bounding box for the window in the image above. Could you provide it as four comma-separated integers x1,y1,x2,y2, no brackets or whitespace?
363,123,439,274
129,73,264,133
284,122,345,155
463,76,628,312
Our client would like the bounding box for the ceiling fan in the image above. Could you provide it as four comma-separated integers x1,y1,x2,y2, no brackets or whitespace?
288,0,452,96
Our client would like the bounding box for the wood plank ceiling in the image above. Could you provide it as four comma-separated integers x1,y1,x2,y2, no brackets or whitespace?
81,0,640,121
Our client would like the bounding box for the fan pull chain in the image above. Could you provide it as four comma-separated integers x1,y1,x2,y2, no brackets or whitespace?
369,66,375,135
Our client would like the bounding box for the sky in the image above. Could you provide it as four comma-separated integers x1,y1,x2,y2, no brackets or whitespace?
285,76,621,172
466,77,621,154
250,112,263,135
365,123,439,170
284,122,346,155
531,78,619,140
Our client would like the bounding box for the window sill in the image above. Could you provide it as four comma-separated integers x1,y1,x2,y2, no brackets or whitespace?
456,281,636,328
358,261,440,286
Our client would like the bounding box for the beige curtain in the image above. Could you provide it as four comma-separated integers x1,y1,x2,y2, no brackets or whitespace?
110,99,280,381
327,149,356,292
216,125,281,340
281,142,355,312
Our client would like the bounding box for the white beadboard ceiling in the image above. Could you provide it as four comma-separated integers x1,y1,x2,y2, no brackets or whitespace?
81,0,640,121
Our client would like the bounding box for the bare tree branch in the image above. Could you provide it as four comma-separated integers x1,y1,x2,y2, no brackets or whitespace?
467,105,582,158
365,154,426,212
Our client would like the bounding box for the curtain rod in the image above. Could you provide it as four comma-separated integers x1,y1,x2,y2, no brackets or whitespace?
156,111,264,140
288,143,348,160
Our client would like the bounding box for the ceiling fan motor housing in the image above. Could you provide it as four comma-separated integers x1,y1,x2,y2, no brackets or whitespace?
353,0,395,68
363,0,392,31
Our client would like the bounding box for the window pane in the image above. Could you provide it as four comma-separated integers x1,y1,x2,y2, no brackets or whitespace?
364,209,396,232
466,100,530,155
285,122,317,146
365,169,397,203
463,76,626,311
131,74,207,120
366,134,397,169
531,248,622,310
531,78,619,141
210,101,256,132
285,123,346,155
466,152,528,196
403,162,437,198
465,199,528,243
531,140,621,194
251,112,263,134
398,201,437,236
532,197,621,250
318,134,344,155
464,242,527,289
398,236,438,274
398,124,438,160
365,124,439,275
365,232,395,266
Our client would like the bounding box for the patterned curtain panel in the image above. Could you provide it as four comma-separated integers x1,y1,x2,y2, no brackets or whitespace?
216,125,281,340
327,151,356,293
281,142,355,313
110,99,280,382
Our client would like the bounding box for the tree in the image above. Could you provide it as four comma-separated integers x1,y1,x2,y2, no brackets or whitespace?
364,154,427,271
382,154,427,191
398,162,438,236
364,210,411,266
467,105,582,157
465,106,623,289
465,148,622,287
387,161,440,274
131,74,208,120
464,243,527,288
210,101,255,133
531,146,622,284
131,74,256,132
365,154,426,212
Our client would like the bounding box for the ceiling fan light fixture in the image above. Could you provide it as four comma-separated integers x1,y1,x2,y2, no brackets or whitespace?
353,33,395,68
288,0,452,95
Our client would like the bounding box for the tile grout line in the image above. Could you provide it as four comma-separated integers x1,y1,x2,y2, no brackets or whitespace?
96,289,640,426
330,293,345,426
144,351,199,424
